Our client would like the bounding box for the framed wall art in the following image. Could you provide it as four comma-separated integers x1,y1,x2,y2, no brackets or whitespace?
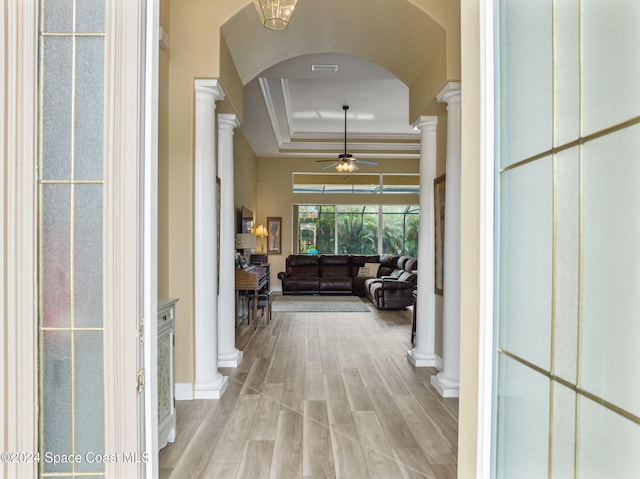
267,216,281,255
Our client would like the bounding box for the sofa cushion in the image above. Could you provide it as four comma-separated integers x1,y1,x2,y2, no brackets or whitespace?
378,255,399,277
352,276,369,296
282,276,319,292
398,271,416,282
320,255,350,277
319,276,352,292
287,254,320,277
404,257,418,272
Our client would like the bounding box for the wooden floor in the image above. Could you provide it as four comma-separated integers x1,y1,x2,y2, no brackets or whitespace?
159,298,458,479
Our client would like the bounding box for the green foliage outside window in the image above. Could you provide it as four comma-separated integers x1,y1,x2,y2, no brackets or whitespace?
297,204,418,256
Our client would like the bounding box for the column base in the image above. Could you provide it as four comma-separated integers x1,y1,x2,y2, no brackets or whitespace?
430,372,459,398
194,375,228,399
218,349,243,368
407,349,439,368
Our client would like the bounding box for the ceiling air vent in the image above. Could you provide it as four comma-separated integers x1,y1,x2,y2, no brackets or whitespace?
311,64,339,73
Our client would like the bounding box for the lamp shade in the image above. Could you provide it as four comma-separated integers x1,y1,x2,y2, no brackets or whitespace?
235,233,257,249
253,0,298,31
254,224,269,237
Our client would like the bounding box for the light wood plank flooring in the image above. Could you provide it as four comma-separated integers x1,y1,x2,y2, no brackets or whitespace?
159,297,458,479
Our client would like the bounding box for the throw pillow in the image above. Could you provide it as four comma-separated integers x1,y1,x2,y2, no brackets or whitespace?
364,262,380,277
357,266,370,277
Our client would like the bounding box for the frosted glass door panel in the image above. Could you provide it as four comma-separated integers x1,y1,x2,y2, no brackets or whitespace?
76,0,105,32
495,354,550,478
42,0,73,36
74,36,104,181
582,0,640,135
498,0,553,166
74,184,103,328
551,383,576,479
42,184,71,328
553,149,580,383
498,157,552,369
553,0,580,145
581,125,640,417
41,331,72,474
41,36,72,180
578,398,640,478
38,0,106,475
74,331,105,473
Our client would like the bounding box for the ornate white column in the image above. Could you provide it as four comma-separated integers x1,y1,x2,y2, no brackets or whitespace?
408,116,439,367
217,113,243,367
431,82,461,398
193,79,227,399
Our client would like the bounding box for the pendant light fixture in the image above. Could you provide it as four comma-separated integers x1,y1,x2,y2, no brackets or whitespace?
253,0,299,31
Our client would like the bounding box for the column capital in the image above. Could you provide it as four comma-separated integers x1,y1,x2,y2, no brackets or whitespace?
437,81,461,105
412,115,438,132
218,113,240,131
195,79,225,104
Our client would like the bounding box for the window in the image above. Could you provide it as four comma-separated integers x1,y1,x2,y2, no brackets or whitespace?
296,204,419,255
292,173,420,194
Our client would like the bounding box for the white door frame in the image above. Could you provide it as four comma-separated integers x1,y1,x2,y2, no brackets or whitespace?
0,1,38,478
141,0,160,476
476,0,497,477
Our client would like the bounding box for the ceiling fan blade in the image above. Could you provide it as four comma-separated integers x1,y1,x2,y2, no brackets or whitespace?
355,159,378,165
316,159,338,162
321,162,339,170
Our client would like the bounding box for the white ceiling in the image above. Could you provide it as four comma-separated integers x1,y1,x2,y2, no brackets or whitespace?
240,53,421,161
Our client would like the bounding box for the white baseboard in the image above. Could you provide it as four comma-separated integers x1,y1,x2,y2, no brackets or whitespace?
271,285,282,292
175,383,193,400
435,354,444,371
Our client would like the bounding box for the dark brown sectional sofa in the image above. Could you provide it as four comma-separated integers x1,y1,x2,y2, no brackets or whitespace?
277,254,417,309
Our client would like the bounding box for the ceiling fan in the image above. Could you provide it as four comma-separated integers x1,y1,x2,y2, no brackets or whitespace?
317,105,379,172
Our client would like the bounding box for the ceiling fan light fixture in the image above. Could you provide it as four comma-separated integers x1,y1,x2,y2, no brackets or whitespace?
337,105,356,172
336,161,356,173
253,0,298,31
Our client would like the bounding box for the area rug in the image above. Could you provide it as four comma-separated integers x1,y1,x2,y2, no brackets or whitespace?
271,295,371,313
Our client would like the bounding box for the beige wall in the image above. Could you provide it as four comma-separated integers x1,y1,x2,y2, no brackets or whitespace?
234,130,258,223
458,0,481,477
158,0,171,298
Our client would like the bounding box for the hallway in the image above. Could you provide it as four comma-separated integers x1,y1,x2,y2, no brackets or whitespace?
159,300,458,478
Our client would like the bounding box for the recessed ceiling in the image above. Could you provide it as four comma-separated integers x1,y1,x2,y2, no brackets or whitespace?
241,53,420,160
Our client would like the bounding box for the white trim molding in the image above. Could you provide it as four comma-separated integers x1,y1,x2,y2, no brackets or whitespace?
174,383,194,401
477,0,496,476
1,2,39,478
103,0,147,476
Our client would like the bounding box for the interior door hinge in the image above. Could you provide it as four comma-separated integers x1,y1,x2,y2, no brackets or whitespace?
139,318,144,344
136,369,145,393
